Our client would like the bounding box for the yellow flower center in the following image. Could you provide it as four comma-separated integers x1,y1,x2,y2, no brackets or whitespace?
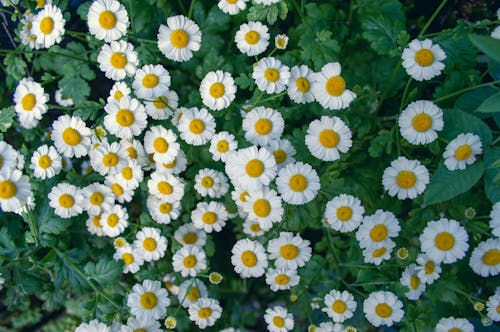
183,254,197,268
369,224,388,242
154,96,169,109
372,247,387,258
250,223,261,233
38,155,52,169
157,181,173,195
227,0,238,3
375,303,392,318
163,159,177,169
115,238,126,247
62,128,82,146
454,144,472,161
240,191,249,202
90,192,104,205
273,316,285,328
58,194,74,208
159,202,172,214
396,171,416,189
201,176,214,188
114,90,124,101
170,29,189,48
217,140,229,152
264,68,280,82
143,237,157,251
332,300,347,314
189,119,205,134
36,0,46,8
98,10,117,30
202,211,217,224
209,82,225,98
336,206,353,221
482,249,500,266
127,147,137,159
153,137,169,153
289,174,308,192
110,52,127,69
121,167,133,180
116,109,135,127
241,250,257,267
198,307,212,319
253,199,271,218
102,152,119,167
245,159,264,178
296,77,310,93
40,17,54,34
280,244,299,260
183,232,197,245
0,180,17,199
449,329,462,332
412,113,433,132
276,38,286,48
187,287,200,302
275,274,290,285
319,129,339,148
254,118,272,135
93,215,101,227
107,213,119,227
273,149,287,164
21,93,36,111
122,253,134,265
140,292,158,310
244,31,259,44
434,232,455,251
112,183,124,196
425,261,435,274
415,48,435,67
325,76,346,96
410,274,420,290
142,74,159,89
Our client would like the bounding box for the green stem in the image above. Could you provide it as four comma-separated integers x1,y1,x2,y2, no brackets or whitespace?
399,78,413,112
187,0,196,19
289,0,314,34
492,136,500,146
176,0,188,16
418,0,449,37
324,229,340,265
434,80,500,103
26,211,39,247
374,60,402,115
47,104,103,110
267,47,278,58
253,91,287,106
129,0,135,34
0,49,93,64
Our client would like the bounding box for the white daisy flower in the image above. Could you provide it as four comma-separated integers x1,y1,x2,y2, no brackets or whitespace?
0,142,18,172
356,210,400,249
323,194,365,233
200,70,237,111
490,202,500,238
188,298,223,329
243,188,283,230
105,174,135,203
174,223,207,247
275,161,320,205
264,306,294,332
107,81,130,104
55,89,74,107
305,115,352,161
252,57,290,94
402,39,446,81
51,115,92,158
19,12,37,49
115,159,143,190
81,182,114,216
177,279,208,308
30,145,62,179
363,240,396,265
194,168,229,198
104,96,148,139
147,195,180,225
443,133,483,171
97,40,139,81
435,317,474,332
101,204,128,237
420,218,469,264
218,0,248,15
235,21,269,56
157,15,202,62
265,267,299,292
75,320,109,332
322,290,357,323
172,245,207,277
48,182,83,218
400,264,426,300
178,107,216,146
143,125,180,164
113,245,144,274
225,146,277,190
147,172,184,202
254,0,280,4
155,149,187,175
133,227,168,262
268,232,312,270
415,253,441,285
90,141,128,176
86,214,104,236
312,62,356,110
243,218,267,237
191,201,229,233
231,238,268,278
0,169,32,213
87,0,129,42
31,4,65,49
486,291,500,322
242,106,284,146
315,322,345,332
145,90,178,120
124,317,162,332
127,279,170,322
469,237,500,277
132,64,171,100
363,291,404,327
13,78,48,129
287,65,315,104
209,131,238,162
275,34,288,49
113,237,128,249
382,156,430,200
265,139,296,170
399,100,443,145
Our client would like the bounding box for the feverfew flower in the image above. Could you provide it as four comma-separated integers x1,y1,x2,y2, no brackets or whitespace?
252,57,290,94
133,227,168,262
305,116,352,162
490,202,500,237
398,100,443,145
103,96,147,139
218,0,248,15
322,290,357,323
97,40,138,81
287,65,315,104
323,194,365,233
486,291,500,322
400,264,426,300
87,0,129,42
267,232,312,270
415,253,441,284
200,70,236,111
75,320,109,332
402,39,446,81
31,4,65,49
275,162,320,205
178,107,216,146
231,238,268,278
443,133,483,171
363,291,404,327
48,183,83,218
382,157,429,200
209,131,238,162
172,245,207,277
242,106,284,146
264,306,294,332
51,115,92,158
132,64,171,100
435,317,474,332
0,169,32,213
30,145,62,179
420,218,469,264
13,78,48,129
265,268,300,291
275,34,288,49
188,298,223,329
235,21,269,56
157,15,202,62
469,238,500,277
127,279,170,322
312,62,356,110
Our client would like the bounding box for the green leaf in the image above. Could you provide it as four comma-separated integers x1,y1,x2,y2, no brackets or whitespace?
234,73,255,90
298,29,340,70
368,130,393,158
476,92,500,113
433,23,476,71
441,108,492,145
84,260,122,286
0,106,15,133
247,4,268,22
454,87,496,113
484,148,500,203
468,33,500,63
362,15,405,56
424,162,484,205
3,53,27,81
